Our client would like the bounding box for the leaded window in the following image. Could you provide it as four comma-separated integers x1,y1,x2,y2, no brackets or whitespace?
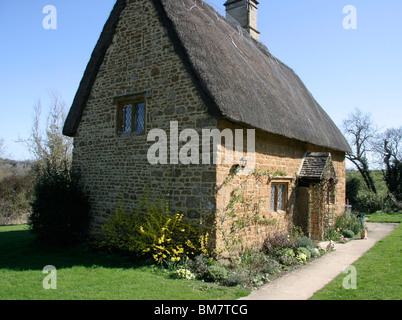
270,183,288,212
116,95,146,135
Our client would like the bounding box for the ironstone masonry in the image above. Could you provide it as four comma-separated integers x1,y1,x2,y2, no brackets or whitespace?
63,0,351,249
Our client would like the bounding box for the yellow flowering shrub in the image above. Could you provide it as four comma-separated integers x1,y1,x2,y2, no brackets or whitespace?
98,190,213,266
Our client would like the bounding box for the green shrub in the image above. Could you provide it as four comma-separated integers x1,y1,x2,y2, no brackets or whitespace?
224,271,249,287
260,257,280,275
309,247,321,259
356,191,385,213
276,248,295,266
207,265,228,282
29,163,90,247
263,230,295,257
384,193,402,213
238,250,280,275
188,254,213,280
0,174,33,223
97,197,141,253
335,211,362,236
346,177,361,207
98,190,208,266
342,229,355,238
294,236,316,249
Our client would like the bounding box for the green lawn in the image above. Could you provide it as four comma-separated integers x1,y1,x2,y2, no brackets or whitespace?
366,211,402,223
0,225,250,300
311,220,402,300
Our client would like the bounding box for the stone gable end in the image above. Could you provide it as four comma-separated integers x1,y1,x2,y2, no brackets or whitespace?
72,0,218,229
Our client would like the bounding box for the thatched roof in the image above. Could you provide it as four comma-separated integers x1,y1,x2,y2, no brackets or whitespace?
63,0,351,153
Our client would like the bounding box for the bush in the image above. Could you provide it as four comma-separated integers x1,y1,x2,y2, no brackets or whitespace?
276,248,295,266
335,211,362,236
342,229,355,238
260,257,281,275
0,174,33,224
187,254,213,280
346,177,361,207
98,190,209,265
238,250,280,275
29,163,90,247
97,197,141,254
263,230,295,257
384,193,402,213
356,191,384,213
207,265,228,282
294,236,316,250
224,271,249,287
309,247,321,259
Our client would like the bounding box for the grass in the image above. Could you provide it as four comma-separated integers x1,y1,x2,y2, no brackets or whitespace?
311,219,402,300
366,211,402,223
0,225,250,300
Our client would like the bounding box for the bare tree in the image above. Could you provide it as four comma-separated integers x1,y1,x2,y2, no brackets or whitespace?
19,92,72,171
0,139,5,158
376,127,402,200
0,139,6,178
342,107,378,194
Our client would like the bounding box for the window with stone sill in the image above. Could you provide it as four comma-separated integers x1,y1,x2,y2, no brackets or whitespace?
270,183,288,212
115,94,146,135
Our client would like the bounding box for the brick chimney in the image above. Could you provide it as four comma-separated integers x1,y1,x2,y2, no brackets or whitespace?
224,0,260,41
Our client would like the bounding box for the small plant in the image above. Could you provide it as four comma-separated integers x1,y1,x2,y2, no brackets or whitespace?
276,248,295,266
325,226,341,241
224,271,249,287
294,236,316,250
207,265,228,282
173,267,195,280
334,211,363,237
187,254,212,280
263,230,295,257
296,253,307,264
296,247,311,260
260,258,280,275
309,247,321,258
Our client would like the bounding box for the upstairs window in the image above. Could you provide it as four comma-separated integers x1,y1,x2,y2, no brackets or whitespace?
116,94,146,135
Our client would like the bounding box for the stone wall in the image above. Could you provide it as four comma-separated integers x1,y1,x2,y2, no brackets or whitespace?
215,119,346,249
72,0,217,230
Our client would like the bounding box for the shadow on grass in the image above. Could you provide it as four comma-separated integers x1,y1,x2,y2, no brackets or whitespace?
0,227,148,271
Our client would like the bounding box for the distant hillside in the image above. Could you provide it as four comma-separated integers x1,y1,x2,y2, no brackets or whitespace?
0,158,34,179
346,170,388,195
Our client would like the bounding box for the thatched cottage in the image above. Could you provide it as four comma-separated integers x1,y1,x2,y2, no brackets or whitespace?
63,0,351,247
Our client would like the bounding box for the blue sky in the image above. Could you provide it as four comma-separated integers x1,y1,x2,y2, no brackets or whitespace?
0,0,401,160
